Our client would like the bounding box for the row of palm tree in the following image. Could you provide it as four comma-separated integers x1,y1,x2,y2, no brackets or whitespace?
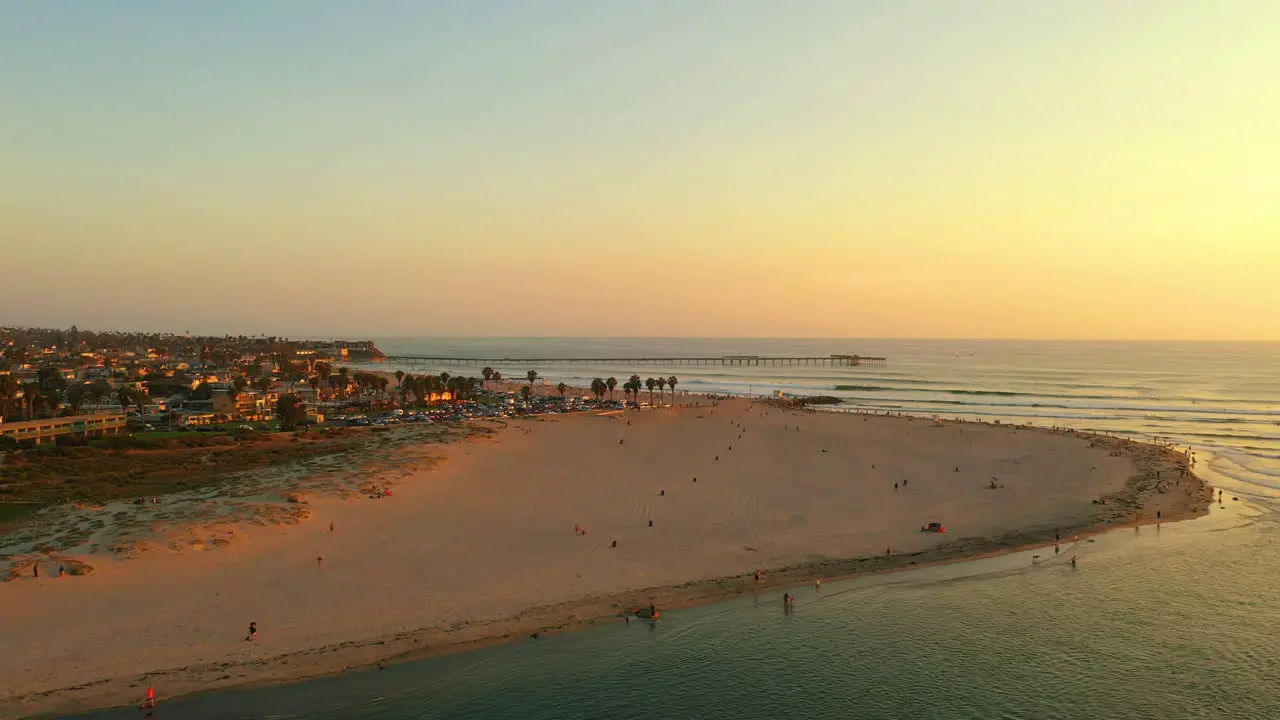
394,372,482,408
366,365,681,410
479,367,504,387
308,369,388,402
581,374,678,406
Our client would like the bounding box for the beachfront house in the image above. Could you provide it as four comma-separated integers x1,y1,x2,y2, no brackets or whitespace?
211,389,277,421
173,411,217,427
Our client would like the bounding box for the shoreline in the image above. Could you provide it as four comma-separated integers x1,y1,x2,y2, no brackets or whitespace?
4,399,1212,719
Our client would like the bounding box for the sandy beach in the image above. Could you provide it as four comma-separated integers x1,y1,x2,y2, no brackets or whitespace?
0,396,1210,718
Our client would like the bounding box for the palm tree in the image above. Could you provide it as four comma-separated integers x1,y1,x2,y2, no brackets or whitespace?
134,388,150,415
254,377,273,395
22,382,43,419
0,373,20,421
394,370,405,389
308,375,321,401
66,384,88,415
315,361,331,387
399,373,414,406
645,378,657,406
413,376,429,407
45,388,65,417
526,370,538,396
520,385,532,403
276,392,307,431
557,382,568,398
37,366,64,393
482,367,494,388
657,377,667,406
492,370,503,384
606,377,617,401
590,378,606,400
116,387,133,415
667,376,678,405
336,366,350,399
82,380,111,411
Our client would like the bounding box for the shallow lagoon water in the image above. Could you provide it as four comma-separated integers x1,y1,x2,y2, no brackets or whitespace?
76,500,1280,720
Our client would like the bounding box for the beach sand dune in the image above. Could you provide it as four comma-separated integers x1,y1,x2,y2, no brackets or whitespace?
0,398,1206,717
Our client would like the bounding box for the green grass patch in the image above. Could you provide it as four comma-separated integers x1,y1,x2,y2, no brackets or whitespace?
129,431,214,441
0,502,42,525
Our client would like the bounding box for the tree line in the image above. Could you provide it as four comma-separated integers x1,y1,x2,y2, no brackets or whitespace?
585,374,679,406
0,368,151,421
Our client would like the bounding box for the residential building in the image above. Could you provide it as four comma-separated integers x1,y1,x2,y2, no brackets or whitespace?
211,390,277,421
0,414,127,446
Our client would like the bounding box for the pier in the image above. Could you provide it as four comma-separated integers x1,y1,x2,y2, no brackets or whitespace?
381,354,886,367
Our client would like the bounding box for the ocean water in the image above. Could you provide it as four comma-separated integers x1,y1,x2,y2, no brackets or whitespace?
72,339,1280,720
370,339,1279,500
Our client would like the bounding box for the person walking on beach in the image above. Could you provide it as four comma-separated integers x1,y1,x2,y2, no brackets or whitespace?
143,686,157,709
246,622,257,641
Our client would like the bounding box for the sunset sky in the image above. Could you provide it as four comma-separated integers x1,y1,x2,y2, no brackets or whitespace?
2,1,1277,340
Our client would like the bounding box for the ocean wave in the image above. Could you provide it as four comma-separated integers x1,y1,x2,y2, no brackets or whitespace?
829,384,1279,407
833,394,1280,419
1170,431,1280,443
1210,454,1280,478
1198,444,1280,460
838,402,1280,436
840,404,1155,424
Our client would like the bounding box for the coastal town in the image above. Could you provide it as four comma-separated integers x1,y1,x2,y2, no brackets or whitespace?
0,325,684,439
0,325,691,520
